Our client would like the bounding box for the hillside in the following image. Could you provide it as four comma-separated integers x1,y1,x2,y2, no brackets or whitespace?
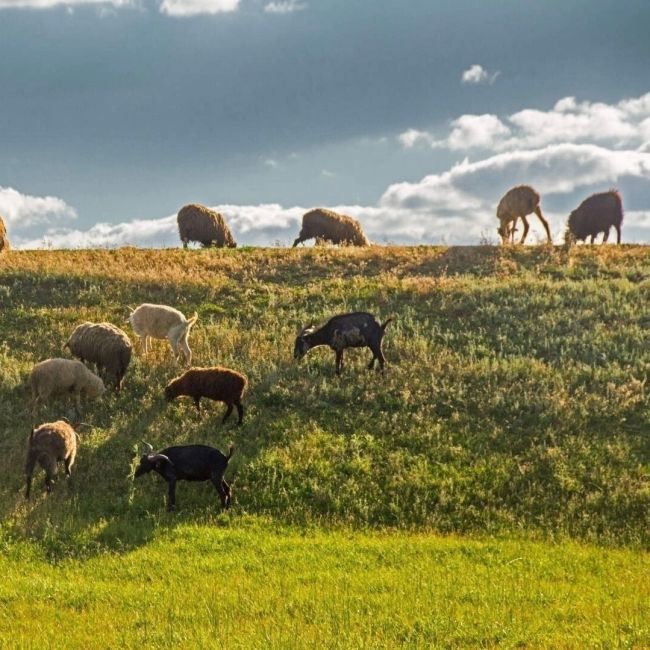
0,244,647,549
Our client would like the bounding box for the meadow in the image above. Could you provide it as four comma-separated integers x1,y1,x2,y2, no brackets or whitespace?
0,244,648,647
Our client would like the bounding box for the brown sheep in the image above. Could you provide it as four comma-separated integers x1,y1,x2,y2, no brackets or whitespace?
65,322,133,392
565,190,623,244
0,215,9,253
25,420,77,498
164,366,248,425
177,204,237,249
496,185,551,245
292,208,370,247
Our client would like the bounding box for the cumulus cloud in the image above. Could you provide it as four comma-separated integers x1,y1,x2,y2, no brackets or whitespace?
264,0,305,13
400,90,650,152
159,0,239,15
0,186,77,226
461,64,499,85
0,0,131,8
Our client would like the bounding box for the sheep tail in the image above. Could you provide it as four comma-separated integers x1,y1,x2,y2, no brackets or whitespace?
187,312,199,328
381,317,393,331
226,443,235,461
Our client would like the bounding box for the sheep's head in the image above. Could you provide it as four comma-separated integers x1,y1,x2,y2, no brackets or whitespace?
293,325,316,360
87,375,106,399
164,381,178,402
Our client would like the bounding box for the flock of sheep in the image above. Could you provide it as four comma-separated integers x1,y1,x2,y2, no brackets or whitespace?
23,297,391,510
2,183,627,512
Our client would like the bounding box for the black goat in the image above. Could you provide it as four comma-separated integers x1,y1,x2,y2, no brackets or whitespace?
294,312,392,375
134,442,234,511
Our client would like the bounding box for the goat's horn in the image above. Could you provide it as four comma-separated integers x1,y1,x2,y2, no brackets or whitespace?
141,441,154,454
147,454,171,465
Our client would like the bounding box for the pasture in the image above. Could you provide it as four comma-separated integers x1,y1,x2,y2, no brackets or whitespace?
0,244,648,647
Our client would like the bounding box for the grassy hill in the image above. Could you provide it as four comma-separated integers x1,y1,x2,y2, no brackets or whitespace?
0,245,648,647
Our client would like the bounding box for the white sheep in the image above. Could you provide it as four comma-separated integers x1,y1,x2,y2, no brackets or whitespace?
31,358,105,415
126,303,198,364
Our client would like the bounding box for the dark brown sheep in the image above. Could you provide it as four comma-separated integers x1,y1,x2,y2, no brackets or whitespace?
177,204,237,249
25,420,77,498
164,366,248,424
0,215,8,253
565,190,623,244
293,208,370,247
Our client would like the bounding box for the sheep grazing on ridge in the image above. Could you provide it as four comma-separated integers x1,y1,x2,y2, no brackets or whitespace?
294,312,392,375
126,303,198,364
31,358,105,416
565,190,623,245
135,441,235,511
0,215,8,253
25,420,77,498
65,322,132,392
292,208,370,247
164,366,248,425
496,185,551,245
177,203,237,249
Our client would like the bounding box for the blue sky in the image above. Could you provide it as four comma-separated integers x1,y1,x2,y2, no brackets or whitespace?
1,0,650,247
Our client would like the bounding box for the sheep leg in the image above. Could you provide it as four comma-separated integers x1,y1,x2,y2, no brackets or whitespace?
64,456,74,477
519,216,530,244
367,353,376,370
335,350,344,375
24,456,36,499
235,398,244,426
167,479,177,511
222,403,234,424
590,234,595,244
194,397,202,414
602,229,610,244
615,224,621,244
534,206,552,243
44,472,54,494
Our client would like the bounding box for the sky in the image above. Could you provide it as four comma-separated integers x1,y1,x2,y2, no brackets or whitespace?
1,0,650,248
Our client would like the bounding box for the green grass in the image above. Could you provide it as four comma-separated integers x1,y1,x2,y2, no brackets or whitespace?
1,520,648,649
0,244,648,646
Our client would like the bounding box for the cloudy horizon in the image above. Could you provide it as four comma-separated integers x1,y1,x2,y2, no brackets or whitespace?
1,1,649,248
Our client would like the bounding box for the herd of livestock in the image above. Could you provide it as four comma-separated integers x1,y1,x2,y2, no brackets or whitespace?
2,183,627,512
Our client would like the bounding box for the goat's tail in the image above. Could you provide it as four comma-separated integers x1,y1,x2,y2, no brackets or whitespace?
381,317,393,331
226,443,235,462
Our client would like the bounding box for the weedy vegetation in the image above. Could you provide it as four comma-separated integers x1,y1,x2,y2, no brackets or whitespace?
0,244,648,647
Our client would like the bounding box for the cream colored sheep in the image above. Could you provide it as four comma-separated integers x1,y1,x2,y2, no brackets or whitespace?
31,358,105,415
293,208,370,247
177,204,237,248
496,185,551,245
126,303,198,364
0,215,8,253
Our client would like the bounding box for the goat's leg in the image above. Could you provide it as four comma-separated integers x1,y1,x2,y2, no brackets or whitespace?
211,472,230,509
222,403,234,424
519,216,530,244
335,350,344,375
24,456,36,499
167,479,177,511
534,206,552,243
44,473,54,494
194,397,202,415
235,398,244,426
64,457,74,477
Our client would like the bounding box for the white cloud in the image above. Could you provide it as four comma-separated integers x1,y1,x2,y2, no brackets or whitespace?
264,0,305,13
400,90,650,153
0,0,131,8
263,158,279,168
0,186,77,226
159,0,239,15
461,64,499,85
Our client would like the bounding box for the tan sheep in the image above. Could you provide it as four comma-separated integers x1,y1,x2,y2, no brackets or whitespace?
0,215,9,253
496,185,551,245
127,303,198,364
177,204,237,249
292,208,370,247
31,358,105,415
25,420,77,498
65,321,133,392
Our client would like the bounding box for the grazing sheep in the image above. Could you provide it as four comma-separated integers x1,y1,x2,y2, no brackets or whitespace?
164,366,248,424
31,358,105,415
294,312,392,375
25,420,77,498
126,303,198,364
0,215,8,253
292,208,370,247
135,441,234,511
65,322,132,392
496,185,551,245
177,204,237,249
565,190,623,244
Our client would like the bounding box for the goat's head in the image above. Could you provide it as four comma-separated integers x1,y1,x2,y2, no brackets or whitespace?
134,441,171,477
293,324,316,360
